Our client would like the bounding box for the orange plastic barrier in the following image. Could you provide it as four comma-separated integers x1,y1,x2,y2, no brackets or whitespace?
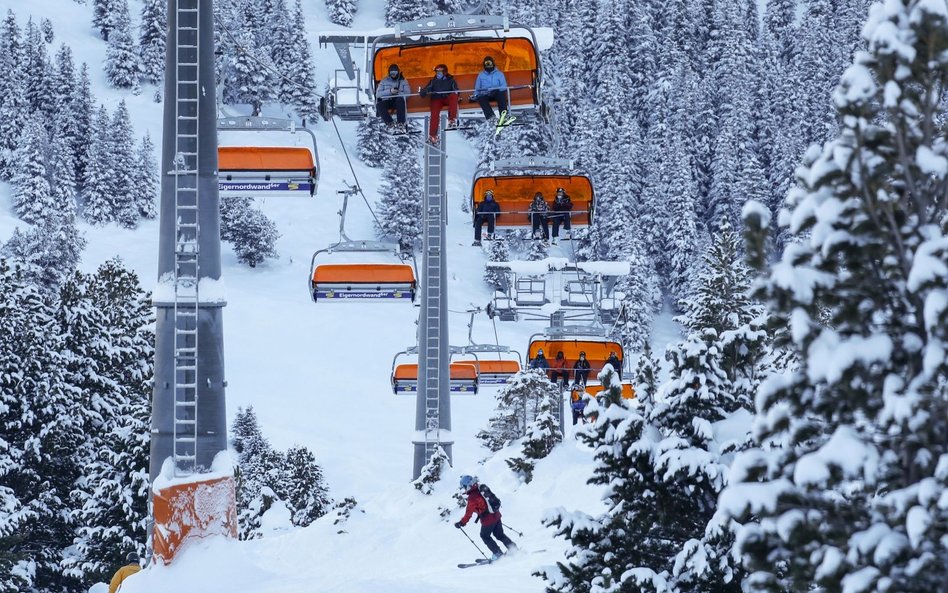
471,175,594,226
585,382,636,399
373,38,540,113
218,146,315,171
152,476,237,564
312,263,416,285
528,339,623,376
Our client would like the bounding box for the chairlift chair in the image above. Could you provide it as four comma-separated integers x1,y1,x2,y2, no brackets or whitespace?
319,15,548,122
470,157,594,229
527,327,629,391
308,186,417,302
217,116,319,197
449,309,523,384
390,349,479,395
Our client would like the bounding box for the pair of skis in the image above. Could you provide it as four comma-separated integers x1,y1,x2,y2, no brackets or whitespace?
458,558,494,569
494,110,516,136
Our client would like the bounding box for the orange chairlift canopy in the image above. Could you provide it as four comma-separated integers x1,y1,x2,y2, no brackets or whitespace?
217,116,319,197
528,338,623,375
310,262,417,301
392,362,479,394
373,37,540,115
471,174,594,227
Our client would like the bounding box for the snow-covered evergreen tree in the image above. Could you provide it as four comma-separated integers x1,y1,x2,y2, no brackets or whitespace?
718,4,948,591
375,136,422,250
105,0,140,90
356,118,391,168
477,369,559,452
138,0,166,85
615,237,661,351
82,105,117,224
384,0,428,26
326,0,357,27
281,445,331,527
11,114,54,225
23,19,55,119
3,214,86,288
0,11,27,181
134,133,159,220
72,64,95,193
284,0,319,121
483,235,510,290
0,259,82,593
506,393,561,483
108,101,140,227
220,198,280,267
631,341,660,404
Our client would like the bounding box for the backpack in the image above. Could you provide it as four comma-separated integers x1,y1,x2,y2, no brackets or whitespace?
478,484,501,514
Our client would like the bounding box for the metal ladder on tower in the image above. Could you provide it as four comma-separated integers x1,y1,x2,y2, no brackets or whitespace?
419,118,450,466
171,0,201,477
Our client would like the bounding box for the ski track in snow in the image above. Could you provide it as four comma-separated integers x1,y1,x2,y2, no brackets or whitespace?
1,1,682,591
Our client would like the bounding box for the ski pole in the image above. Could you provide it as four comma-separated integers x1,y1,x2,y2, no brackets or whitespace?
458,526,490,561
503,522,523,537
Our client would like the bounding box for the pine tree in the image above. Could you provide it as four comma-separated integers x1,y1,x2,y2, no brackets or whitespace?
356,118,391,168
284,0,319,121
82,105,117,224
0,259,82,593
11,114,55,225
326,0,357,27
2,213,86,288
281,445,331,527
62,261,152,584
72,64,95,193
105,0,140,90
477,369,559,452
0,10,27,181
615,237,661,351
385,0,428,26
110,101,140,227
138,0,166,85
483,235,510,290
375,136,422,250
134,133,159,219
23,19,55,119
93,0,116,40
677,218,757,334
719,4,948,591
221,198,280,267
631,341,660,405
506,393,562,483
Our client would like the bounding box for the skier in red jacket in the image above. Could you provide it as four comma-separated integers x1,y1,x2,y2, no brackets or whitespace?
454,475,517,560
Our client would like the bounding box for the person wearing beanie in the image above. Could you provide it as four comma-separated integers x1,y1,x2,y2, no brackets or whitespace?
376,63,410,131
471,55,509,120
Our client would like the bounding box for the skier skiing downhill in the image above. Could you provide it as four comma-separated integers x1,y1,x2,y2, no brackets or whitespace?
455,475,517,560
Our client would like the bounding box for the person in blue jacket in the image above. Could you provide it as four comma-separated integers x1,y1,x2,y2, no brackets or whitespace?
471,56,508,120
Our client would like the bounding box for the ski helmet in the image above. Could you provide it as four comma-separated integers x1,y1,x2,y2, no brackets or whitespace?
126,552,140,563
485,189,494,199
537,348,544,356
459,474,475,489
389,64,400,74
483,56,496,70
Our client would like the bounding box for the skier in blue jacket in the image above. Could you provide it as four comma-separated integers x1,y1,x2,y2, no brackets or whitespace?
471,56,508,120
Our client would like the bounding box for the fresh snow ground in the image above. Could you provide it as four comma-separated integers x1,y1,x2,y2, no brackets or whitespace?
1,1,682,591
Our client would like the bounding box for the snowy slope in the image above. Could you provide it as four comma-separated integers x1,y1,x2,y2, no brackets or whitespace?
2,2,680,592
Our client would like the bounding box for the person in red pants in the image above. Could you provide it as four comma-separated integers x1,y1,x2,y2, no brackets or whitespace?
419,64,459,144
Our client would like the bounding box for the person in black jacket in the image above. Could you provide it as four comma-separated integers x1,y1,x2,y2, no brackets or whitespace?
528,192,550,240
606,351,622,380
419,64,459,144
573,351,591,386
473,190,501,245
550,188,573,244
530,349,549,372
